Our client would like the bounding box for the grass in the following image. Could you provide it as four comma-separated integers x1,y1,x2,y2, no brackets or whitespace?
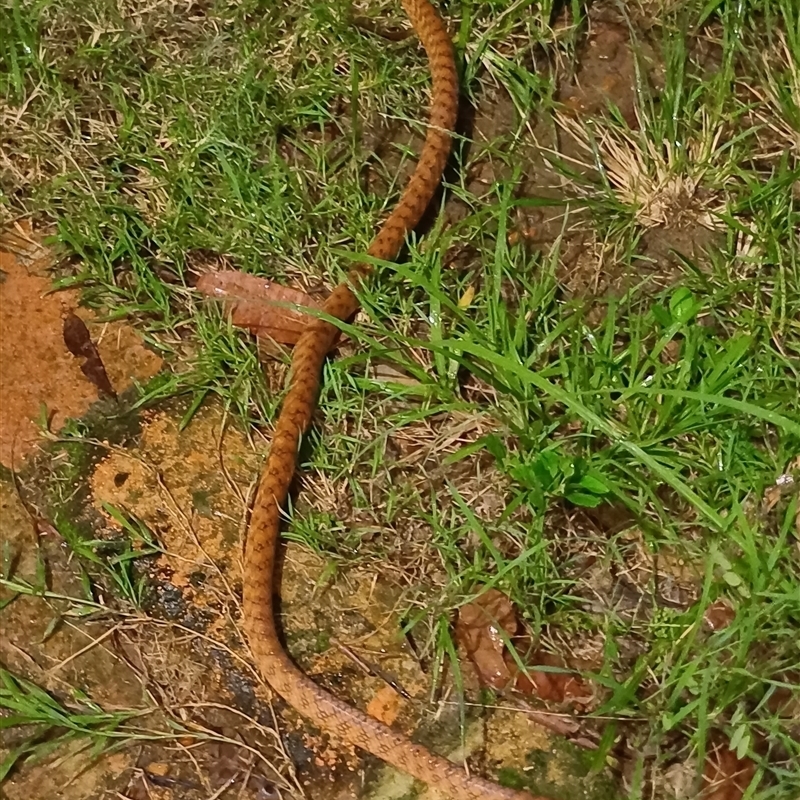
1,0,799,797
0,659,299,790
0,667,142,781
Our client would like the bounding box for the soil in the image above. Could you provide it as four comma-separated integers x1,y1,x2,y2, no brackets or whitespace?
0,223,163,470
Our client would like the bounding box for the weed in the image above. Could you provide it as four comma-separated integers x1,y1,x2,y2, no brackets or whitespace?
0,668,140,781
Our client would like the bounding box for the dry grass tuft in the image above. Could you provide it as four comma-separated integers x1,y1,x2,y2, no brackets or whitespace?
557,110,729,229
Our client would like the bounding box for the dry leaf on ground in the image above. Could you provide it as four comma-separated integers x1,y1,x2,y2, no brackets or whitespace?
455,588,593,706
63,313,117,399
703,599,736,632
702,740,756,800
196,270,321,346
511,649,594,706
455,588,519,690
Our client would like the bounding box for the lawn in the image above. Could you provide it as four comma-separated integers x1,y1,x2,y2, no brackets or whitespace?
1,0,798,798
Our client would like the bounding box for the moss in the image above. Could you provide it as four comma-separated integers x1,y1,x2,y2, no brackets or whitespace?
498,738,621,800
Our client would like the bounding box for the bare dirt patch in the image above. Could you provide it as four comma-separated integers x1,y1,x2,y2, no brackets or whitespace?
0,224,162,470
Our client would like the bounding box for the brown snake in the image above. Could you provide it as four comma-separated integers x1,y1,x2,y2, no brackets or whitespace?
242,2,544,798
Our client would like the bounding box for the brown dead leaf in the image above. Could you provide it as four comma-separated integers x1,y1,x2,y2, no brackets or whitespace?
368,361,423,387
144,762,169,777
703,599,736,631
196,270,321,345
62,313,117,400
507,226,538,247
525,708,583,739
456,588,594,706
702,740,756,800
511,650,594,706
455,588,518,690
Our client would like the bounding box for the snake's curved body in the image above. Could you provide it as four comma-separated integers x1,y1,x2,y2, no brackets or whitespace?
242,3,541,798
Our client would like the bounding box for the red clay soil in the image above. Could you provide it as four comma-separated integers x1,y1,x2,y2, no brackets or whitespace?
0,223,163,470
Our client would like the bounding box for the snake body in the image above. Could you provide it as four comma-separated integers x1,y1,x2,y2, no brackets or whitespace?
242,3,541,798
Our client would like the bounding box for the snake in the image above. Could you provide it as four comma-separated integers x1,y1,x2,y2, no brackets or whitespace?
241,2,545,799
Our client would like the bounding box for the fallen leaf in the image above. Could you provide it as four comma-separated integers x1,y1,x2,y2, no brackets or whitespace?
511,649,594,705
62,313,117,400
368,361,423,387
702,740,756,800
456,588,594,706
455,588,518,690
196,270,321,345
507,226,538,246
703,599,736,631
524,708,583,738
458,284,476,308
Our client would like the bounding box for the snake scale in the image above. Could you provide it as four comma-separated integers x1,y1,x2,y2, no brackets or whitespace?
242,2,544,798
